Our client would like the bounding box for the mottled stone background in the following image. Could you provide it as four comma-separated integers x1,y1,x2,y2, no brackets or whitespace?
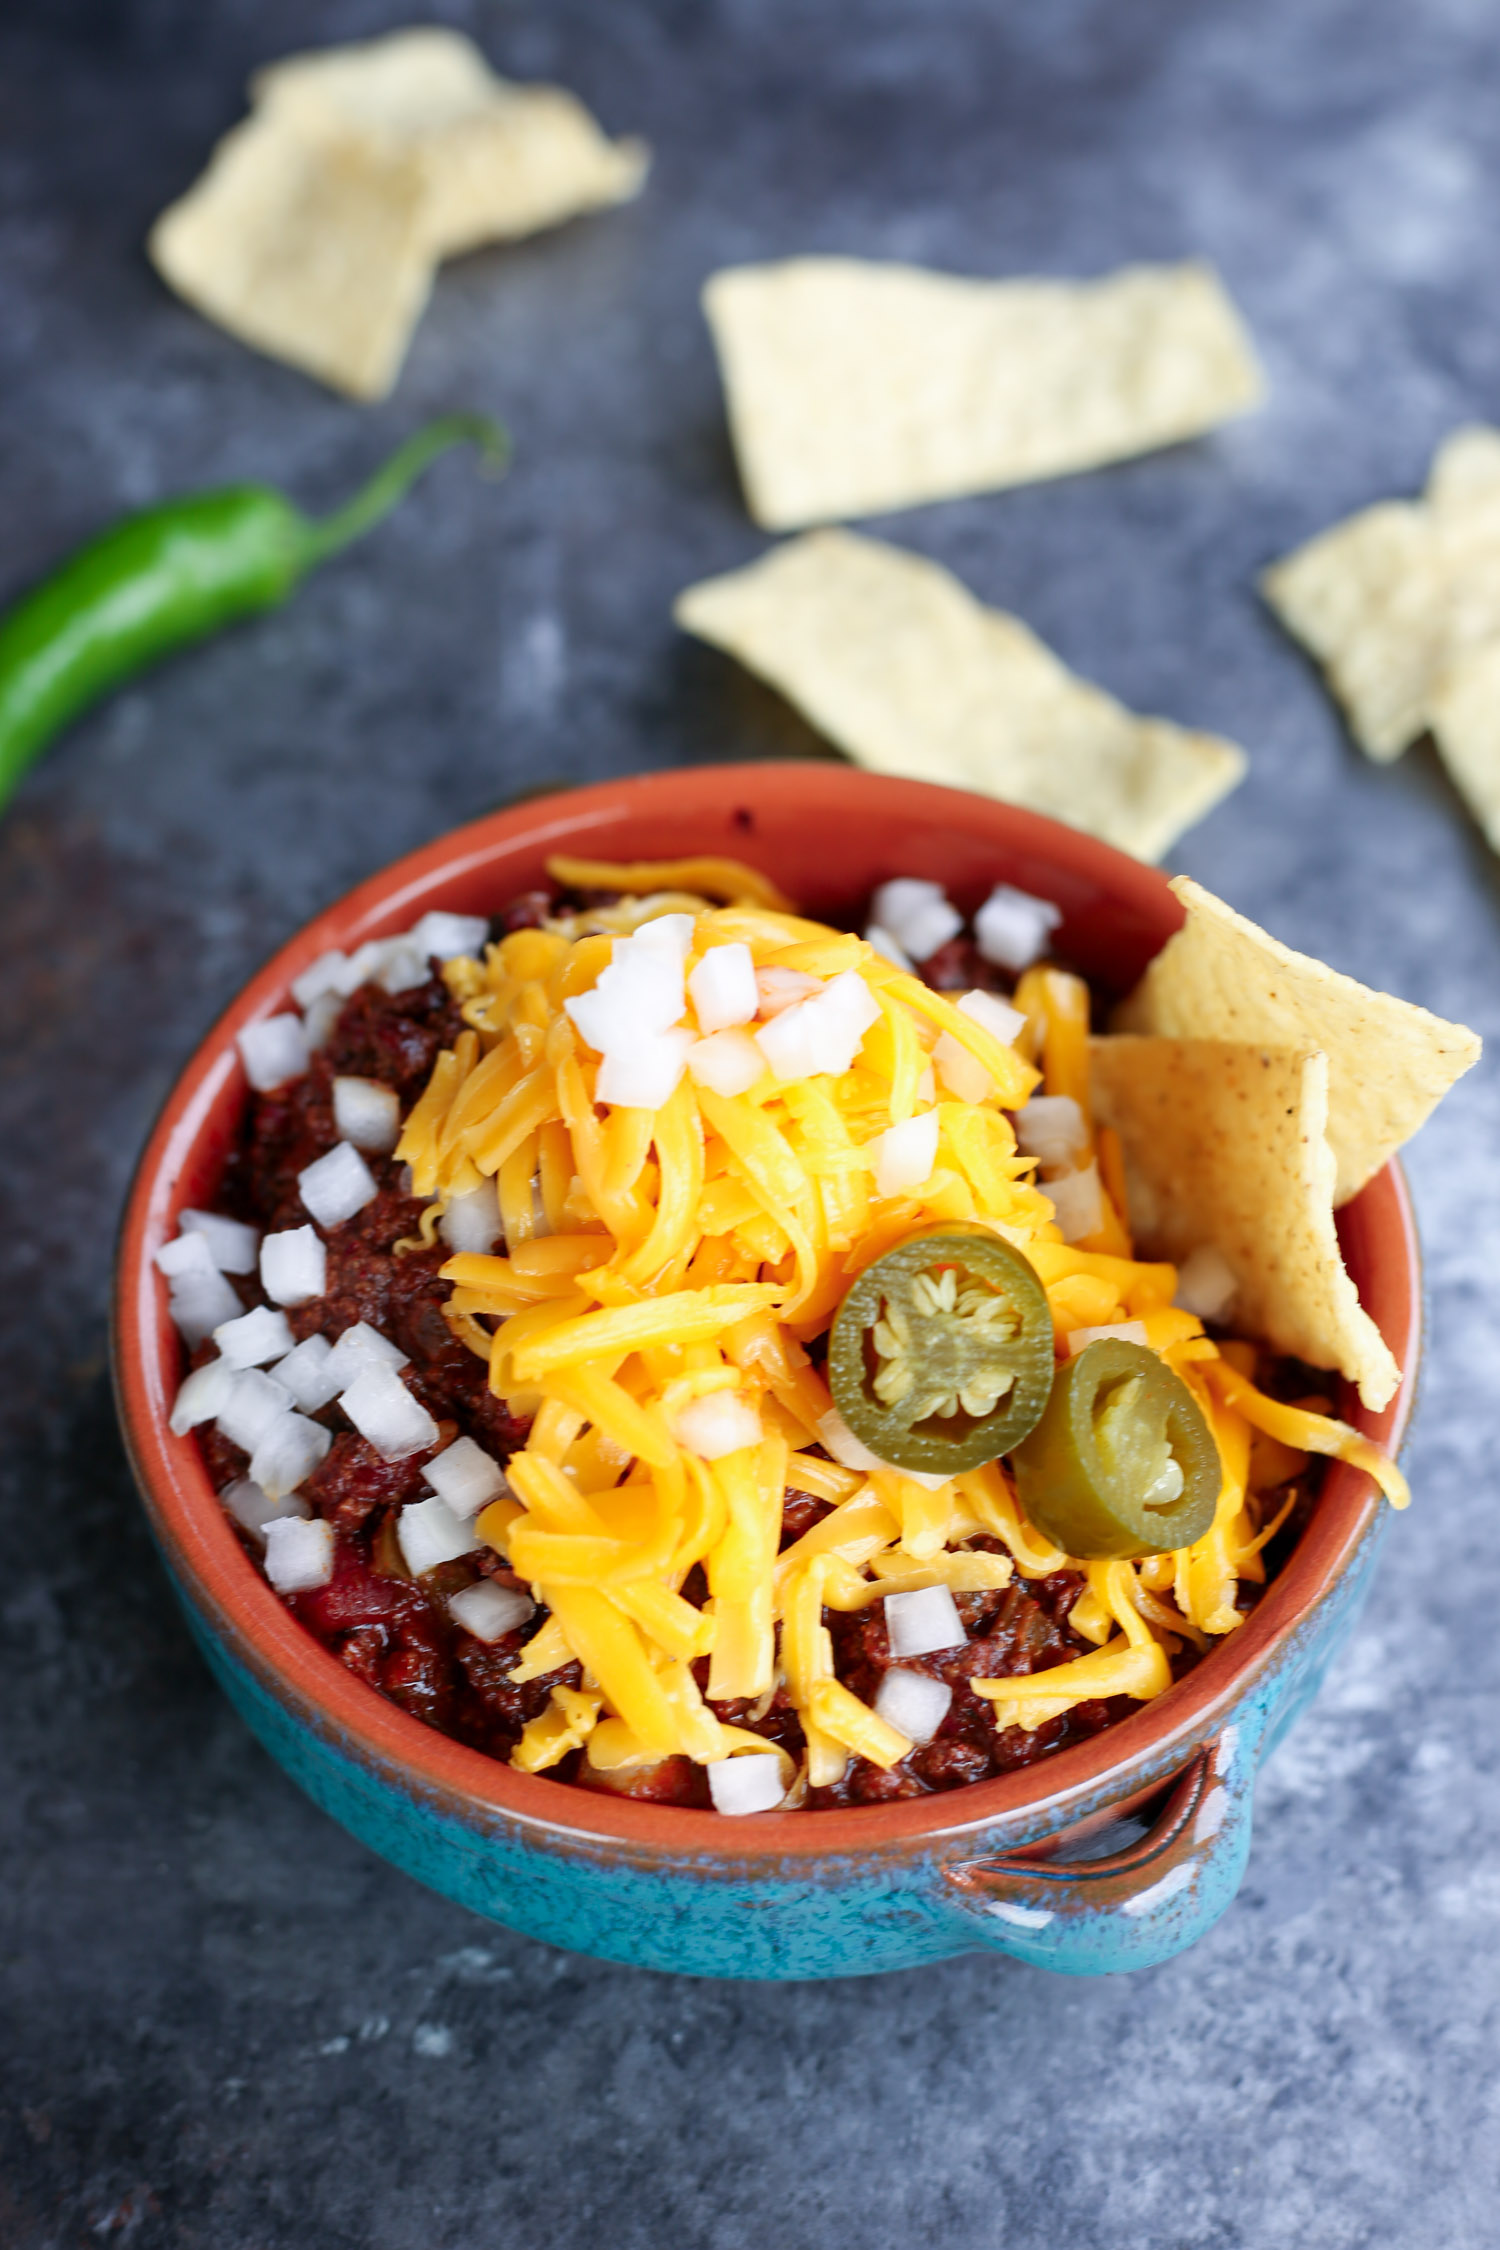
3,2,1499,2243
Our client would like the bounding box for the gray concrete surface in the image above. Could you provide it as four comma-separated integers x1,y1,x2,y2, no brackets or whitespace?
3,2,1499,2243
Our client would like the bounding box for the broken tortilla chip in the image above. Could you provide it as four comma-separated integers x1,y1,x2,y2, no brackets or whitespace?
1088,1037,1401,1411
148,110,434,401
674,530,1246,861
252,27,649,261
1428,637,1500,850
702,256,1264,530
1115,876,1480,1204
1262,424,1500,762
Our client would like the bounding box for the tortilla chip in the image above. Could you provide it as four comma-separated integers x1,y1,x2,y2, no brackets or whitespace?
148,110,432,400
252,28,649,260
1088,1037,1400,1411
1429,638,1500,849
701,257,1264,529
1262,424,1500,761
674,530,1246,860
1115,876,1480,1204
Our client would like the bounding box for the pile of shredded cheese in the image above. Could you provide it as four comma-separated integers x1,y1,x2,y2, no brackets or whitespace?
394,855,1406,1794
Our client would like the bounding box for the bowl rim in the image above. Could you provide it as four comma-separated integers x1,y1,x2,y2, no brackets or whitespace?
113,764,1421,1861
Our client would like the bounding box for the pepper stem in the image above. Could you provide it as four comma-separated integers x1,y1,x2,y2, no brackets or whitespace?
300,414,510,567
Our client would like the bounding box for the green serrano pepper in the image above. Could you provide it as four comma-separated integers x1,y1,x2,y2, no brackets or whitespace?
0,412,508,814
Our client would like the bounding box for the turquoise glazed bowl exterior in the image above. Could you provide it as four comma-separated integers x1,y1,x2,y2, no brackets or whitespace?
113,766,1420,1980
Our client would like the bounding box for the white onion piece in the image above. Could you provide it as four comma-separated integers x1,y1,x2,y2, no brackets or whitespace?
707,1753,785,1816
423,1435,507,1519
237,1014,310,1092
884,1584,967,1659
168,1268,245,1348
325,1322,408,1388
564,933,686,1051
221,1476,310,1543
874,1111,940,1199
332,1076,401,1153
298,1141,379,1229
179,1209,261,1274
813,1407,949,1492
291,949,350,1007
1047,1163,1104,1244
933,1031,991,1105
259,1225,327,1308
397,1495,481,1574
155,1231,216,1280
686,1029,765,1098
755,969,879,1084
264,1514,335,1592
633,913,695,957
688,942,758,1033
269,1333,341,1412
974,883,1062,972
377,943,428,995
1066,1320,1149,1357
672,1392,763,1459
213,1304,296,1369
409,910,488,962
439,1179,503,1254
1174,1245,1239,1323
754,966,822,1018
595,1028,695,1110
1014,1094,1089,1169
448,1581,533,1642
864,923,914,972
874,1668,952,1744
216,1367,297,1453
169,1355,238,1435
340,939,391,991
251,1410,332,1499
958,988,1026,1046
339,1363,439,1461
870,879,962,962
301,992,343,1051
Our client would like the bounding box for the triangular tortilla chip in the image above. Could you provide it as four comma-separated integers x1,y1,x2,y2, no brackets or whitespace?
1089,1037,1400,1410
702,256,1264,529
1115,877,1480,1204
675,530,1245,861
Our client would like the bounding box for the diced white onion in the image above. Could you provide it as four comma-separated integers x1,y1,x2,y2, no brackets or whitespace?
1047,1163,1104,1244
409,910,489,963
884,1584,967,1659
814,1408,949,1492
672,1392,764,1460
565,933,686,1050
237,1014,310,1092
874,1668,953,1744
957,988,1026,1047
376,943,429,995
269,1333,341,1412
864,923,914,972
974,883,1062,973
331,1076,401,1154
439,1179,503,1253
339,1363,439,1461
1066,1320,1149,1357
933,1030,992,1104
397,1495,481,1574
169,1355,237,1435
707,1753,786,1816
216,1367,298,1453
221,1476,311,1543
250,1409,332,1499
325,1322,408,1388
595,1027,695,1110
263,1514,335,1593
688,942,758,1033
874,1111,940,1199
298,1141,379,1229
916,1064,937,1103
1174,1245,1239,1323
155,1231,216,1280
168,1268,245,1348
754,966,822,1018
686,1029,766,1098
179,1209,261,1274
302,992,343,1051
259,1225,327,1308
1014,1094,1090,1169
448,1580,533,1642
870,879,962,963
291,949,351,1007
755,969,879,1084
338,940,390,991
213,1304,296,1369
632,913,695,958
423,1435,507,1519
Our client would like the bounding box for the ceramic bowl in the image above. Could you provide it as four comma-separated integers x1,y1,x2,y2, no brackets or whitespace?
113,766,1420,1979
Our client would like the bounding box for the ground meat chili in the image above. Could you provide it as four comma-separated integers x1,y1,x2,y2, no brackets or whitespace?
182,881,1320,1812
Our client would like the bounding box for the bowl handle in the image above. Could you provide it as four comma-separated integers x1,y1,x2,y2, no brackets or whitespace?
940,1726,1253,1971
